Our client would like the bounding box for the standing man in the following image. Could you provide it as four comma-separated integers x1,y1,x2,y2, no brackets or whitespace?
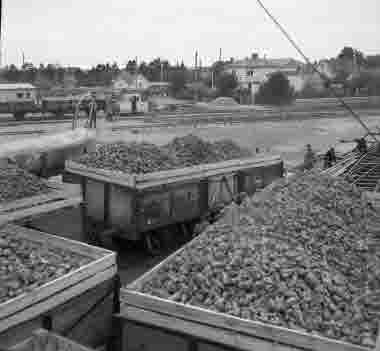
304,144,316,170
88,92,97,128
105,94,113,122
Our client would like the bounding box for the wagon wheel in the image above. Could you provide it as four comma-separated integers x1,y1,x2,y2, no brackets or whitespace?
144,232,162,256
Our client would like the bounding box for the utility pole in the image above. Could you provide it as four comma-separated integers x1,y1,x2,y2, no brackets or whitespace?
160,62,164,82
0,0,2,67
22,51,25,67
195,50,198,81
219,48,222,62
135,56,138,89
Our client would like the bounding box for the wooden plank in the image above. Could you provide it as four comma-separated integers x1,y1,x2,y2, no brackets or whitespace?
2,224,112,259
0,188,68,213
122,290,368,351
66,161,136,188
0,265,117,333
10,329,96,351
0,225,116,321
119,306,295,351
136,156,282,182
0,196,82,227
136,161,283,190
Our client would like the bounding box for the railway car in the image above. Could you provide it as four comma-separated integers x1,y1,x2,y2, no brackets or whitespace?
65,155,284,252
0,83,39,120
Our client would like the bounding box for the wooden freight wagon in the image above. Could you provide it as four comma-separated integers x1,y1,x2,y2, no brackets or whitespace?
65,155,283,246
0,180,81,228
0,224,118,349
118,241,376,351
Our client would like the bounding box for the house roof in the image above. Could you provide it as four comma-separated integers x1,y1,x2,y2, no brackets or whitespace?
0,83,36,90
227,57,303,69
115,71,149,86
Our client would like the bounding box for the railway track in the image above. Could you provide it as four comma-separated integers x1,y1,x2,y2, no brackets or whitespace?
0,108,379,137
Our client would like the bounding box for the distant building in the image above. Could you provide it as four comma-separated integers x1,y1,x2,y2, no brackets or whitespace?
113,72,150,91
113,71,171,97
0,83,37,102
224,54,304,102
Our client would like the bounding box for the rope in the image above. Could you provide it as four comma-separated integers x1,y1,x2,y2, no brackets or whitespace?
255,0,378,142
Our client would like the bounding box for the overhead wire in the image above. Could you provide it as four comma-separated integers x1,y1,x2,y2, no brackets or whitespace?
255,0,378,142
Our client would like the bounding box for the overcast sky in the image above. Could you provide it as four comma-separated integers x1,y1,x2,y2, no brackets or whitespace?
1,0,380,68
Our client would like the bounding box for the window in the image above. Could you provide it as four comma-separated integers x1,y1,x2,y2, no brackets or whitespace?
247,70,254,76
26,92,31,98
17,92,24,98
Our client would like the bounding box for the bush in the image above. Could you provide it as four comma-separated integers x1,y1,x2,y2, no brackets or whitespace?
215,73,238,97
255,72,295,105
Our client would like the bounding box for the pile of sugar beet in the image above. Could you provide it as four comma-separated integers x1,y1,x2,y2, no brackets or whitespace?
0,225,92,303
136,172,380,347
0,162,51,203
77,135,252,173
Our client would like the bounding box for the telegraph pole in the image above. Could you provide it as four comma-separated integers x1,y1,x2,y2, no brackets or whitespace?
135,56,138,89
0,0,2,67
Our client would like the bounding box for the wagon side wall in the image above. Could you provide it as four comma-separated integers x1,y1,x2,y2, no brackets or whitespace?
0,278,116,349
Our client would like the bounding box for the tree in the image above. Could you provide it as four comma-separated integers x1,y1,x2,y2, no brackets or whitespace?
255,72,295,105
169,69,187,96
366,55,380,68
338,47,355,60
215,73,238,97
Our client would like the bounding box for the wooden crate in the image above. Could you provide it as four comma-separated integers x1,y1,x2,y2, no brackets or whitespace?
0,224,117,348
9,329,96,351
119,237,372,351
0,181,82,227
65,156,283,241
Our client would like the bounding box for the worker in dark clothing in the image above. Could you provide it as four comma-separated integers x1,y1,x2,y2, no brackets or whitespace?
88,94,97,128
323,147,337,169
304,144,316,170
355,138,367,154
131,95,137,114
359,137,367,153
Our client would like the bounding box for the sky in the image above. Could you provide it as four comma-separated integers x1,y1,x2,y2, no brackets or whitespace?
1,0,380,68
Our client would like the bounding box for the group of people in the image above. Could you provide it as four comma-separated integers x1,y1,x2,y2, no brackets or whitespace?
303,137,369,171
303,144,337,170
84,92,120,128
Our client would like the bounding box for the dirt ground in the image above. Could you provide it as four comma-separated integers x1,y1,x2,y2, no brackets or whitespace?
96,115,380,167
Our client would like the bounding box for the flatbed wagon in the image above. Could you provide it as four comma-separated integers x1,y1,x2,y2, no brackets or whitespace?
0,224,118,349
65,155,284,247
119,236,377,351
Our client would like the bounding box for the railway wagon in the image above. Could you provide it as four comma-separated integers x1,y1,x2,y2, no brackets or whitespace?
118,232,377,351
0,224,118,349
65,155,284,247
0,100,38,120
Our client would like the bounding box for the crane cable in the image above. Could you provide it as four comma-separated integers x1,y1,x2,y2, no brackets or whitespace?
256,0,378,142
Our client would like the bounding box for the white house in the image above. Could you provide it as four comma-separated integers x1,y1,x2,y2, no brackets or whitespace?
224,54,304,101
113,72,151,91
113,71,170,97
0,83,37,103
